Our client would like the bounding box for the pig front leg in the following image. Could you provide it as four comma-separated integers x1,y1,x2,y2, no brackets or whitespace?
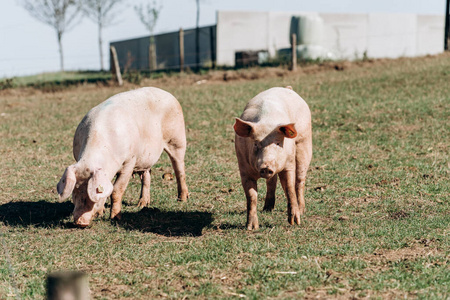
110,164,134,220
137,170,151,208
241,175,259,230
263,175,277,212
97,205,105,217
279,170,301,225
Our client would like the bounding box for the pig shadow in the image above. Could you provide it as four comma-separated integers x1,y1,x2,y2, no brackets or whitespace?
0,200,73,227
120,207,213,237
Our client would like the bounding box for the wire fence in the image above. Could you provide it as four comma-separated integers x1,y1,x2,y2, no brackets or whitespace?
110,25,216,72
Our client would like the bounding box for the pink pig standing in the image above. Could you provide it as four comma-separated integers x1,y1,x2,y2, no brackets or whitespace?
57,87,189,227
234,87,312,230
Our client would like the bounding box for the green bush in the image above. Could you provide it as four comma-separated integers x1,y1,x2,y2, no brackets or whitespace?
0,78,15,90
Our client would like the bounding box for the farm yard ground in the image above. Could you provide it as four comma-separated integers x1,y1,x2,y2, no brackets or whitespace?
0,53,449,299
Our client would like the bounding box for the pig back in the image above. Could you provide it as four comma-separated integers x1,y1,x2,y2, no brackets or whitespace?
240,87,311,139
73,87,184,168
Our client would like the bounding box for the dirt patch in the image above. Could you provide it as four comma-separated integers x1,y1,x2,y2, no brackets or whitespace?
369,245,440,263
305,215,334,227
375,178,400,187
302,287,415,300
388,210,410,220
387,124,422,134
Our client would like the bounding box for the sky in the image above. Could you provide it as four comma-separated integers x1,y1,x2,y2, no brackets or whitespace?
0,0,447,78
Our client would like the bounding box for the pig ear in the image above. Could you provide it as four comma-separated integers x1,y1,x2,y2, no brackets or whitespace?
278,123,297,139
234,118,254,137
57,165,77,202
87,169,113,203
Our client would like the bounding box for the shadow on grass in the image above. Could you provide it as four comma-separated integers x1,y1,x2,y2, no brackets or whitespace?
120,207,213,237
0,200,73,227
212,223,246,230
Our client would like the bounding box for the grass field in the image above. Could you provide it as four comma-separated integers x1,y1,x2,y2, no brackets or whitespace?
0,54,449,299
0,71,113,91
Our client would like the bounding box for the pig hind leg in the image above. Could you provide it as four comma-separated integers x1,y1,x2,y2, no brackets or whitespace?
263,175,277,211
295,142,312,215
137,170,151,208
164,139,189,202
110,162,135,220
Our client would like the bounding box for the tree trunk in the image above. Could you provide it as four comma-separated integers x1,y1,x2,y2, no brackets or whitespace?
98,23,104,71
57,31,64,72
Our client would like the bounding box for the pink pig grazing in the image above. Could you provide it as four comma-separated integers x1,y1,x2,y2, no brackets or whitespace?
234,87,312,230
57,87,189,227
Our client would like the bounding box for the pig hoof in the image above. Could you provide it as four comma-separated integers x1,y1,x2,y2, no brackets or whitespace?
288,212,301,225
177,195,188,202
246,218,259,230
177,192,189,202
137,198,150,208
263,205,274,212
111,211,122,221
247,223,259,230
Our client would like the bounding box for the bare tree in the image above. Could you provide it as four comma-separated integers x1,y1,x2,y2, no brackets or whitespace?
134,1,162,71
194,0,206,71
82,0,125,71
195,0,200,71
19,0,82,72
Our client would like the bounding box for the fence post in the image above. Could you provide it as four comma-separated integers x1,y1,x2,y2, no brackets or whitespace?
445,0,449,51
110,46,123,86
47,271,90,300
209,26,216,69
179,28,184,72
290,33,297,71
149,37,156,72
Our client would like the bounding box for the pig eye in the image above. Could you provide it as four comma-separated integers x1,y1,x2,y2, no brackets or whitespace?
276,142,280,146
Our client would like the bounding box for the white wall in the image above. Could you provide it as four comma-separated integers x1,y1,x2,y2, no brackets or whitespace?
320,13,368,59
216,11,445,66
416,15,446,56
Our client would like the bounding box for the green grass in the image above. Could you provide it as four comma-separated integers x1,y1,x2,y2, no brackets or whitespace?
1,71,112,91
14,71,109,85
0,54,449,299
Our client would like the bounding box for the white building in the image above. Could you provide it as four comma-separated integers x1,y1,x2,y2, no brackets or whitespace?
216,11,446,66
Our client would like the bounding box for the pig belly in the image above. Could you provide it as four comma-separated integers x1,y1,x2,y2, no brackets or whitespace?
133,146,164,172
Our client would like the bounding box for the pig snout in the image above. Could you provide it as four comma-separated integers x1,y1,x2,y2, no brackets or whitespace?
73,200,106,227
259,166,275,178
73,209,95,228
257,152,277,179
